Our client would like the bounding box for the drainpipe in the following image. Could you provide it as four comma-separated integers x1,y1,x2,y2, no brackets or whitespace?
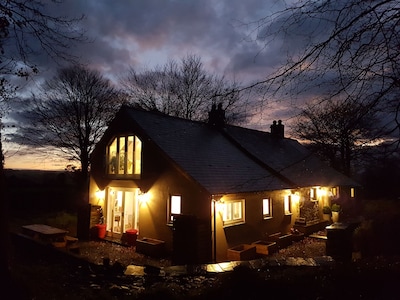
212,196,217,263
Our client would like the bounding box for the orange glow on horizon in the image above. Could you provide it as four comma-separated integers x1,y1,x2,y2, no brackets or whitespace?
4,154,75,171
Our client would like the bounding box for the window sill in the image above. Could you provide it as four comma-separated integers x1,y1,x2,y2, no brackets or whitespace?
263,216,273,220
222,221,245,228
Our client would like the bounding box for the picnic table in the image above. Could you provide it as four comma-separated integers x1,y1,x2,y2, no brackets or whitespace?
22,224,69,247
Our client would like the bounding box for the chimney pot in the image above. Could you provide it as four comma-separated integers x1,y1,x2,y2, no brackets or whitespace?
271,120,284,138
208,103,225,128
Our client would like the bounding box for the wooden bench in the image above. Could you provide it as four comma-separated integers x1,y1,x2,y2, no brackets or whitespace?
22,224,68,247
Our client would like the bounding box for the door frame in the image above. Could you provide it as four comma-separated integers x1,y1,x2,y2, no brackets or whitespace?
105,187,139,237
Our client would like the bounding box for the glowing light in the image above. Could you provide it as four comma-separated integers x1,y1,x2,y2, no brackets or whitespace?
318,187,327,197
138,191,151,204
170,195,181,214
95,189,105,205
291,192,300,203
215,200,225,213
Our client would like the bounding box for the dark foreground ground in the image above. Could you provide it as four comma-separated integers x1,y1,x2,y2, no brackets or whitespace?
5,232,400,300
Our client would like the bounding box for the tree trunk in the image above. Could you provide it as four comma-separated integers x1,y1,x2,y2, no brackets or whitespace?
0,128,11,283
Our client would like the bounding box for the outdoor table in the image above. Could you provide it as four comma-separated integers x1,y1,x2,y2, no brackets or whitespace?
22,224,68,245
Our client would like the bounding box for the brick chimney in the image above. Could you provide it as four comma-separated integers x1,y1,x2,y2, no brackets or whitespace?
270,120,284,138
208,103,226,128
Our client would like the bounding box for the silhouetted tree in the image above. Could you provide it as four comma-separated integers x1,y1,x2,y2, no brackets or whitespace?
0,0,85,288
252,0,399,148
292,99,379,176
121,54,249,124
11,65,123,204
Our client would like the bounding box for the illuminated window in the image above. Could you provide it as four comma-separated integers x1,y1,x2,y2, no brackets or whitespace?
107,135,142,176
284,195,292,215
310,188,318,201
350,188,355,198
263,198,272,219
331,187,339,198
222,200,245,227
168,195,181,223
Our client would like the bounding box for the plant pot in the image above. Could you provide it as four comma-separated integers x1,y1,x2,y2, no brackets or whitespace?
323,213,331,221
331,211,339,223
96,224,106,239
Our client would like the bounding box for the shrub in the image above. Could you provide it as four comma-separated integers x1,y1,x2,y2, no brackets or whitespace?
323,206,332,214
331,204,341,212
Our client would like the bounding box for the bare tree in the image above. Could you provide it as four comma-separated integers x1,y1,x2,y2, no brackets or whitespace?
293,99,380,176
11,65,123,196
121,54,249,124
0,0,85,280
252,0,400,147
0,0,85,175
0,0,85,81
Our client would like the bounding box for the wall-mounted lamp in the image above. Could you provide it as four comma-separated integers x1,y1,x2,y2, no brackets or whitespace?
138,190,150,204
95,189,105,205
318,187,328,197
291,191,300,203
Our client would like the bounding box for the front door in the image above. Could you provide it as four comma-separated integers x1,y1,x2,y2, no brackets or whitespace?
106,187,139,237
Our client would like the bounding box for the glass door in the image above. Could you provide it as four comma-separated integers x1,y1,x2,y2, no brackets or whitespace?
106,188,139,237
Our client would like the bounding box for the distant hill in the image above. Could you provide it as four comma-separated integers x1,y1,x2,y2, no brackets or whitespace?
4,169,78,212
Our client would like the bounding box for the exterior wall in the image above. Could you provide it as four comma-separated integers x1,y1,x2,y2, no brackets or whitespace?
213,189,301,262
88,115,358,263
212,186,347,262
135,166,211,256
89,134,212,261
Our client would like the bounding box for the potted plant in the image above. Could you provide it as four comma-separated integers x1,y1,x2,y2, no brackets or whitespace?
331,204,341,223
323,206,332,221
96,207,106,239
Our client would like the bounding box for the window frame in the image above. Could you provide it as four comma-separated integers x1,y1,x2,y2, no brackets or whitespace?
221,199,245,227
262,198,272,219
350,187,355,198
310,187,318,201
107,134,142,177
167,194,182,224
284,195,292,215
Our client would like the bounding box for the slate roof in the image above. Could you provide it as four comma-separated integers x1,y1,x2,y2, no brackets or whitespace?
110,106,358,195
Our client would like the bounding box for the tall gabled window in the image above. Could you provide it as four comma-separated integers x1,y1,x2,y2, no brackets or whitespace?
107,135,142,176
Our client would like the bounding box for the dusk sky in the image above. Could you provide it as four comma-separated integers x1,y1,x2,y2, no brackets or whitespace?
4,0,304,170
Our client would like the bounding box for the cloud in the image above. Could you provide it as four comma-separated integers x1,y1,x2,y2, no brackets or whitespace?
5,0,304,169
33,0,289,83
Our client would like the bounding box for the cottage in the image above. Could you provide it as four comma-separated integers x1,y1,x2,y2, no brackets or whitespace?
89,104,359,263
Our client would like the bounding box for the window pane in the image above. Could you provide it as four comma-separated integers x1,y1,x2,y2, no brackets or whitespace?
134,137,142,175
284,195,291,214
263,198,270,216
127,136,134,174
108,138,117,174
118,137,125,174
171,195,181,215
233,202,241,219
